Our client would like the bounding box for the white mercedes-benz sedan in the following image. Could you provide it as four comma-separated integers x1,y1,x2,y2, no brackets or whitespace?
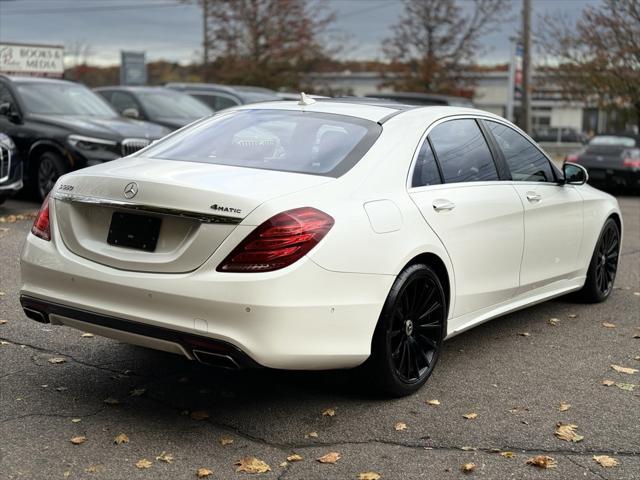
20,98,621,396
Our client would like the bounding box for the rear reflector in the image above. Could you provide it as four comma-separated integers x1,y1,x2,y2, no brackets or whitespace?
217,207,334,272
31,194,51,241
623,157,640,168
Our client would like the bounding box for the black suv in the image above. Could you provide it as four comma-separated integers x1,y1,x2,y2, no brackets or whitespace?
0,132,23,205
0,76,170,200
95,86,213,131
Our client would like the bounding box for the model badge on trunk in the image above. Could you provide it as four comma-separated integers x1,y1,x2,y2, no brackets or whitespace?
124,182,138,199
210,204,242,214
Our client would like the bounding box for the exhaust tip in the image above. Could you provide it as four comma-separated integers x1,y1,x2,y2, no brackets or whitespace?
192,350,241,369
23,307,49,324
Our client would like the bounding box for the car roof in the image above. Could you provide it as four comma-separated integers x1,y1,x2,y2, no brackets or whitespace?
94,85,179,93
0,75,79,86
232,99,490,124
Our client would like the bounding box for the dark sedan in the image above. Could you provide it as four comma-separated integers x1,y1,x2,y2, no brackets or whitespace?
0,132,22,205
95,86,213,131
565,134,640,193
0,76,169,200
165,83,281,112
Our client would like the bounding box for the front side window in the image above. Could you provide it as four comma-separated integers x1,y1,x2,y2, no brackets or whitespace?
412,139,441,187
140,109,381,177
486,120,555,182
428,119,498,183
137,91,212,118
16,82,116,116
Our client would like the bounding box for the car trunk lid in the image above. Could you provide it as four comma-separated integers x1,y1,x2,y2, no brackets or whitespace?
53,157,332,273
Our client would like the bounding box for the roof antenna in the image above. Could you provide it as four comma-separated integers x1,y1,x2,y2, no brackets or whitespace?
298,92,316,106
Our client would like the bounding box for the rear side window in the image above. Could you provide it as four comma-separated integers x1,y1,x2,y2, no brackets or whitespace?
429,119,498,183
140,109,382,177
412,139,441,187
485,121,554,182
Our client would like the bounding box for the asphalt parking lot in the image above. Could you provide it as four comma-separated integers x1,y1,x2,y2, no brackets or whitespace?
1,196,638,480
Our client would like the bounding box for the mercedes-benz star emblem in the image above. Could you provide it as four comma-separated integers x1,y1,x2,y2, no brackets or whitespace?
124,182,138,199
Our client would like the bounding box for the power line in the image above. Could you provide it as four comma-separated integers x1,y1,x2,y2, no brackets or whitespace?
1,1,184,15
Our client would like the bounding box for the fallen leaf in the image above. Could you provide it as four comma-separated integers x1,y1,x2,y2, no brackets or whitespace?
48,357,66,364
235,457,271,473
548,318,559,326
602,379,615,386
555,423,583,442
306,431,318,438
635,356,640,361
197,468,213,478
461,446,475,451
463,412,478,420
322,408,336,417
279,461,288,467
602,322,616,328
634,331,640,339
461,463,476,473
426,399,440,406
500,451,515,458
519,332,530,337
559,402,571,412
190,410,210,421
156,451,174,463
70,435,86,445
0,319,7,325
567,313,577,318
615,383,636,391
593,455,619,468
103,397,120,405
394,422,407,431
81,332,94,338
0,340,10,345
287,454,303,462
317,452,341,464
611,364,638,375
129,388,146,397
135,459,152,469
85,464,101,473
71,418,81,423
526,455,557,469
113,433,129,445
219,436,234,446
634,292,640,296
358,473,381,480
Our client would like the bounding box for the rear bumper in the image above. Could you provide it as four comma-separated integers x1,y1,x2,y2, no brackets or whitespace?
20,231,394,370
584,165,640,190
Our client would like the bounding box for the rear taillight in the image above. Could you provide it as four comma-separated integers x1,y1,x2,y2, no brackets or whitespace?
623,157,640,168
565,154,579,163
31,194,51,241
217,207,334,272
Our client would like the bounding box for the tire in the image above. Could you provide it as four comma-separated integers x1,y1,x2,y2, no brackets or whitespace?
35,151,67,201
367,263,447,397
575,218,620,303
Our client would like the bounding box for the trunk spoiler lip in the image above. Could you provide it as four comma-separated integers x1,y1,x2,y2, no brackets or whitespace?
53,191,243,225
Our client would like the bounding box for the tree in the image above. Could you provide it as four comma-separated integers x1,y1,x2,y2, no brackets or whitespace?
539,0,640,131
382,0,511,95
195,0,336,90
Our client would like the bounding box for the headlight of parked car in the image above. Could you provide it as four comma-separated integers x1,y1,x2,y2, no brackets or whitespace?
67,134,118,151
0,132,16,151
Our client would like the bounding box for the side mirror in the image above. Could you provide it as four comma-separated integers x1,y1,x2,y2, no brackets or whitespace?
121,107,140,119
563,162,588,185
0,102,21,123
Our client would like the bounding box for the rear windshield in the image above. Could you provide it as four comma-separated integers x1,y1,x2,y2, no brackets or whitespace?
589,136,636,147
139,109,382,176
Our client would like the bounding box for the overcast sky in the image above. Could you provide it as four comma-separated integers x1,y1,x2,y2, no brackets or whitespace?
0,0,601,67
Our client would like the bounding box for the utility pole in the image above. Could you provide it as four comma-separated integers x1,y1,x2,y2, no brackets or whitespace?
522,0,532,134
202,0,209,81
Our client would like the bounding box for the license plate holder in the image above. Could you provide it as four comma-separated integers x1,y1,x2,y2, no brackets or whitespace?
107,211,161,252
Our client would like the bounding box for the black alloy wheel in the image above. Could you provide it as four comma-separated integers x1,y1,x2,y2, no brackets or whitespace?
370,263,446,396
36,151,67,201
576,218,620,303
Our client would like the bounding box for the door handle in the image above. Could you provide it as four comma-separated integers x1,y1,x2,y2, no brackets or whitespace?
432,199,456,212
526,192,542,203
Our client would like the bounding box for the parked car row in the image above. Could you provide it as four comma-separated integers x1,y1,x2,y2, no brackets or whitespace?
0,74,636,204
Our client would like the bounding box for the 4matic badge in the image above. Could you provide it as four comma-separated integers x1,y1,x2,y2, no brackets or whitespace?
210,204,242,215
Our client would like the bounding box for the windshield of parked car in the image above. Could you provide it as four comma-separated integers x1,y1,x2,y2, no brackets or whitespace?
137,91,213,119
140,109,381,177
589,136,636,147
17,82,117,116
